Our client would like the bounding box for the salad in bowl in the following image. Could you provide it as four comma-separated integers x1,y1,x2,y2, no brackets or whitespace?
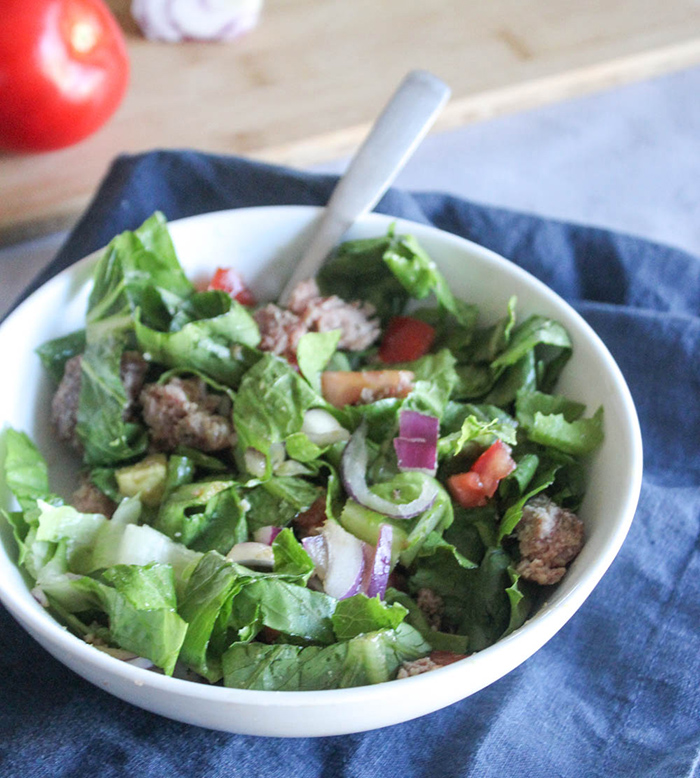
2,211,605,691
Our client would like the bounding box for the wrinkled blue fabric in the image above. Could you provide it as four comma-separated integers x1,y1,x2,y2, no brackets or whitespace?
2,151,699,778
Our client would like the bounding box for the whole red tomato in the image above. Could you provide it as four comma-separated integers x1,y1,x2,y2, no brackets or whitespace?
0,0,129,152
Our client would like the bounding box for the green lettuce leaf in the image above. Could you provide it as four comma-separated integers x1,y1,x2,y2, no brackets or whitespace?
80,563,187,675
243,477,321,534
516,390,604,456
134,304,260,388
86,212,193,330
385,588,469,654
271,528,315,580
35,330,86,384
228,578,336,644
222,622,430,690
154,480,243,554
331,593,407,641
2,429,57,512
297,330,341,393
178,551,248,681
233,354,320,474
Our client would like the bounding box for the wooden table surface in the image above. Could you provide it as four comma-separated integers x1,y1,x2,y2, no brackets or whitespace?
3,0,700,244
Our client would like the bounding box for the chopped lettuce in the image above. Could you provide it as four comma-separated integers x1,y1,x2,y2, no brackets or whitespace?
233,354,320,475
222,622,430,690
134,304,260,388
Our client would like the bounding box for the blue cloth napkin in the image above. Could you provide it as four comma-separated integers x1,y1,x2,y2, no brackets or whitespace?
2,151,699,778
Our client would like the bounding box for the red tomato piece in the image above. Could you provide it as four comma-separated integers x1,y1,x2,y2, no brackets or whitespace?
430,650,469,666
448,440,516,508
0,0,130,153
208,267,257,307
447,470,489,508
472,439,517,493
379,316,436,364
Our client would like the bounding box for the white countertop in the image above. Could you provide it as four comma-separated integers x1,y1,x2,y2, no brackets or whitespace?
3,64,699,320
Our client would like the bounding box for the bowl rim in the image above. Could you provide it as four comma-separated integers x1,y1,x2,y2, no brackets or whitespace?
0,204,644,710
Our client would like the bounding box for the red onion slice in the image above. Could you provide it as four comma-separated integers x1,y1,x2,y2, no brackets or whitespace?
393,438,438,476
320,521,365,600
302,534,328,578
399,410,439,442
341,420,438,519
362,524,393,599
395,409,439,476
253,525,282,546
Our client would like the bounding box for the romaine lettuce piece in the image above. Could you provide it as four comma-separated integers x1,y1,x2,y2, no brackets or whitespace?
228,577,336,644
297,330,341,393
233,354,320,475
331,593,407,641
134,304,261,388
243,476,321,534
222,622,430,690
516,390,604,456
69,563,187,676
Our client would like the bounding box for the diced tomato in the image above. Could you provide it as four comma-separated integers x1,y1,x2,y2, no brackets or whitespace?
379,316,436,364
430,650,469,666
447,470,490,508
321,370,415,408
447,440,516,508
472,439,517,489
208,267,257,307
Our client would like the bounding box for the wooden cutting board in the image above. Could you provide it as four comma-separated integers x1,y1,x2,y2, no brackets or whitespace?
3,0,700,243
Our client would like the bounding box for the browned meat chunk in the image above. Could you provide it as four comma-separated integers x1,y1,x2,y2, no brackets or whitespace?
515,495,585,585
120,351,150,417
254,279,380,363
397,650,467,679
70,478,117,518
397,657,440,678
140,376,234,452
51,351,148,451
416,588,444,631
51,354,82,448
254,305,307,362
291,495,327,538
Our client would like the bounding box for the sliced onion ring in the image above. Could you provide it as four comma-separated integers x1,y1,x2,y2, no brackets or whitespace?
302,534,328,579
341,420,438,519
320,521,365,600
362,524,393,599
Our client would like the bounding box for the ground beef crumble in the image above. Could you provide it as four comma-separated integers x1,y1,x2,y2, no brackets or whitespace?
139,376,234,453
397,657,441,679
70,478,117,518
253,279,380,362
416,588,444,631
515,495,585,585
397,651,467,679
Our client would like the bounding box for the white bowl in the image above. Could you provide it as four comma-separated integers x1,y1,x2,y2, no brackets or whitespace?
0,206,643,737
